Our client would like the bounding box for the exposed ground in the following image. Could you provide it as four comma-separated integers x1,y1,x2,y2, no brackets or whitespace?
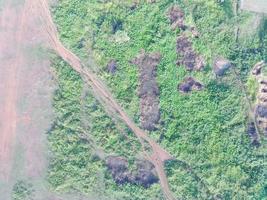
0,0,54,199
131,50,161,131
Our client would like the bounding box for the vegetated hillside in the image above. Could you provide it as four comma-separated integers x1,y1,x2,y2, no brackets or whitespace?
48,0,267,199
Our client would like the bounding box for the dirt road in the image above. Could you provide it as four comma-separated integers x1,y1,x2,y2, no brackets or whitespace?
0,0,21,180
0,0,54,198
34,0,177,199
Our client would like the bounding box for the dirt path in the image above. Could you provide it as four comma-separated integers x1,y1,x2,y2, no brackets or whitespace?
34,0,177,199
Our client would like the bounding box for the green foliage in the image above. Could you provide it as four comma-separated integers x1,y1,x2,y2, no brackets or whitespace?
12,181,34,200
49,0,267,199
247,76,258,102
48,58,164,199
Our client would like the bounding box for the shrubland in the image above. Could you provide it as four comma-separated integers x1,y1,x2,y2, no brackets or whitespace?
48,0,267,199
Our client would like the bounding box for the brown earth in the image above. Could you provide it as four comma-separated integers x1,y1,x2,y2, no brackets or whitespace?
0,0,53,182
178,77,203,93
106,156,158,188
131,50,161,131
167,5,186,30
176,34,204,71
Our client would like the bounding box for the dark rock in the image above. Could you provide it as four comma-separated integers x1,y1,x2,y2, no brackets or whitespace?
140,94,160,131
251,139,260,147
252,61,265,76
247,122,257,138
106,156,158,187
106,156,131,184
247,122,260,147
260,80,267,85
176,35,191,54
111,19,123,34
129,2,137,10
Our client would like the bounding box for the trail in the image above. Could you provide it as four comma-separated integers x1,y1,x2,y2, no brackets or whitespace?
33,0,176,199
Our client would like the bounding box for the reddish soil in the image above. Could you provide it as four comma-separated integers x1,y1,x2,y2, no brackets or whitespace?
0,0,53,189
0,0,20,180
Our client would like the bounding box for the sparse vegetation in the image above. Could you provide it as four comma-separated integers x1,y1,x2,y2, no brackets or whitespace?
12,180,34,200
48,0,267,199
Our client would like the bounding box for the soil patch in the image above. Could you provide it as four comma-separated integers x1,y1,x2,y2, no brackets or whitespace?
176,35,204,71
106,59,117,74
106,156,158,188
167,5,186,30
247,122,260,147
131,50,161,131
178,77,203,93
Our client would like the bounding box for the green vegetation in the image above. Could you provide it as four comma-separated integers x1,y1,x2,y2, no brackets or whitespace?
49,0,267,199
12,180,34,200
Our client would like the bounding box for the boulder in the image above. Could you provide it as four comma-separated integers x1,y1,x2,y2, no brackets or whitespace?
213,58,232,76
